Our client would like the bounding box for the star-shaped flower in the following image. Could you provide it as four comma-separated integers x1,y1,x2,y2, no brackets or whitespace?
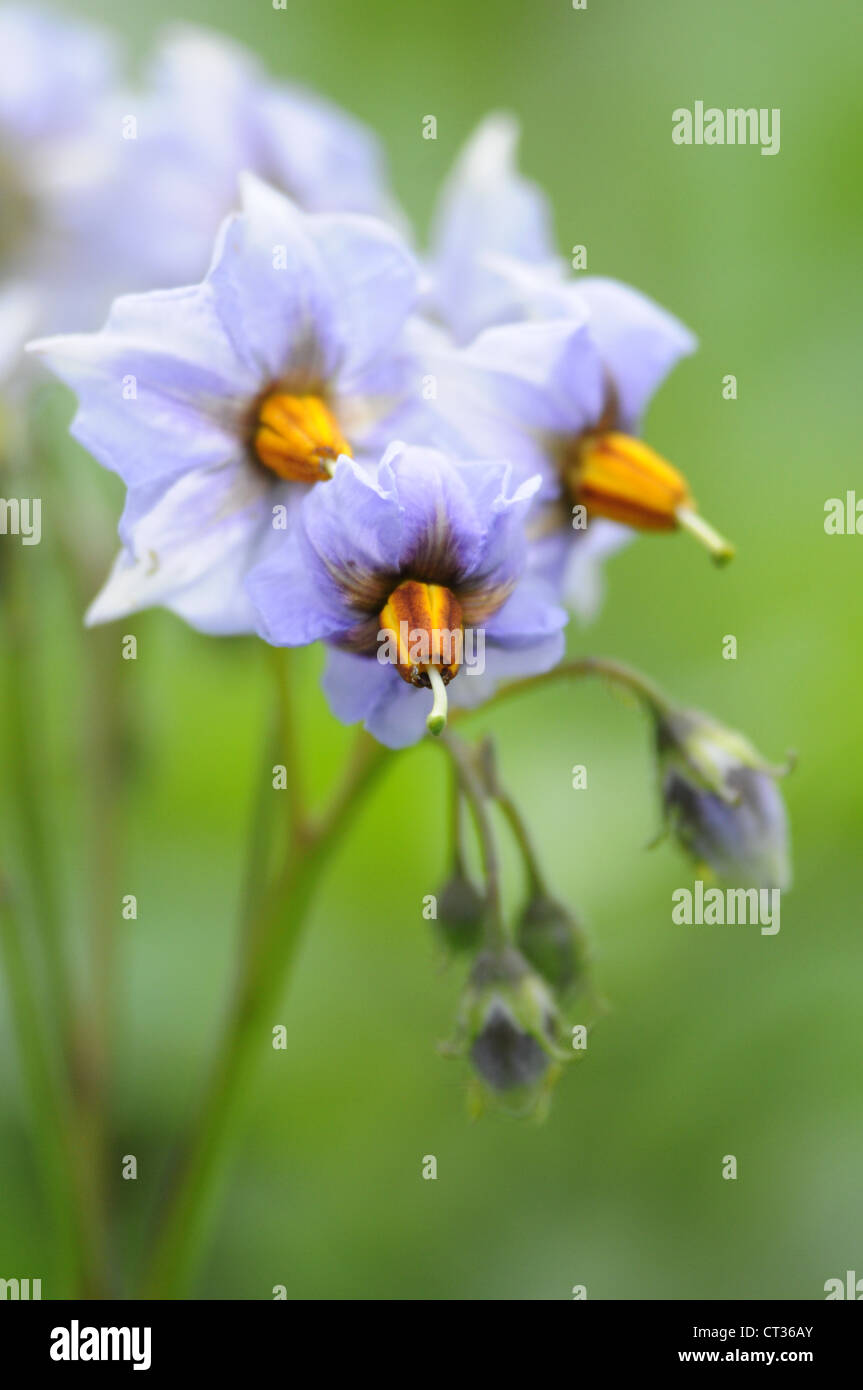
30,175,425,633
247,443,568,748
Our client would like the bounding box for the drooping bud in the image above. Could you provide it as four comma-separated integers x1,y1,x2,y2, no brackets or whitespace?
434,869,486,954
656,707,792,889
515,893,588,996
379,579,464,735
443,947,569,1114
563,431,734,564
253,391,351,482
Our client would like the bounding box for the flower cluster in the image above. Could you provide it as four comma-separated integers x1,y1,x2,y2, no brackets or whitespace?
16,13,792,1113
27,47,729,732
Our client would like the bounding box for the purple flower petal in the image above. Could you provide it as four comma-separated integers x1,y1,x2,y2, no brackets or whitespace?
247,456,400,645
306,212,418,392
429,113,556,344
483,579,567,647
28,284,255,492
425,319,604,495
207,175,341,385
576,277,696,430
87,460,272,633
258,84,395,219
0,7,116,143
323,649,431,750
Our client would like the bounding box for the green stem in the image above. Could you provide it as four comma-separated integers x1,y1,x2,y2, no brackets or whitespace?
447,758,470,878
76,618,128,1296
454,656,672,723
0,869,79,1293
0,444,103,1292
440,730,506,950
140,730,390,1299
268,645,309,846
495,786,546,897
238,695,282,945
27,419,124,1296
1,539,75,1061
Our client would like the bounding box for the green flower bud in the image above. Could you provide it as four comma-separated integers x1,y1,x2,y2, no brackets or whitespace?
516,893,587,995
434,870,485,954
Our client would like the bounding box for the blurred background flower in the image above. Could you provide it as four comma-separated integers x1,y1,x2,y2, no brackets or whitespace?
104,22,399,292
0,6,122,379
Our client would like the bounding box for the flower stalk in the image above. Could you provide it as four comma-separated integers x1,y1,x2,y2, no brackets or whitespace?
439,729,506,951
141,724,390,1298
454,655,674,723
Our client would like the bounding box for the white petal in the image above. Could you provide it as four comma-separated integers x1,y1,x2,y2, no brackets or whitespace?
85,462,272,634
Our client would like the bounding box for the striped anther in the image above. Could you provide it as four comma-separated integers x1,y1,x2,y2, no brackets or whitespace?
379,580,464,686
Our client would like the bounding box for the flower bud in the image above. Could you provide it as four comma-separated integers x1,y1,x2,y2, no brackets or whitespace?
515,893,587,995
656,708,792,889
434,870,485,954
445,947,568,1112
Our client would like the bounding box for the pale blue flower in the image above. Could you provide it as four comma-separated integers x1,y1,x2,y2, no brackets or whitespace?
29,176,424,633
0,6,123,377
425,113,558,347
111,24,400,291
421,113,702,614
246,443,568,748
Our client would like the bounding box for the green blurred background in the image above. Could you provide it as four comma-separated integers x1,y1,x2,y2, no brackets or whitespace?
2,0,861,1299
